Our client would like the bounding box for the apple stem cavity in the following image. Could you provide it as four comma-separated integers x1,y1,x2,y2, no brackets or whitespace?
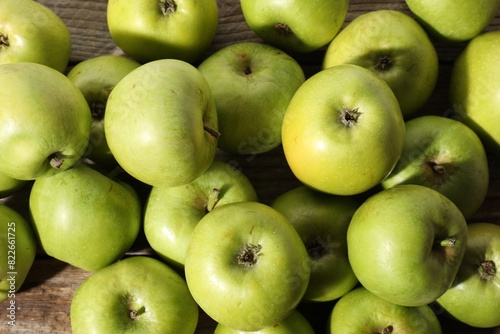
306,236,327,260
204,125,221,140
159,0,176,15
275,23,292,36
49,154,64,169
340,108,361,127
479,260,496,280
0,33,9,48
375,55,393,70
206,188,220,212
237,243,262,269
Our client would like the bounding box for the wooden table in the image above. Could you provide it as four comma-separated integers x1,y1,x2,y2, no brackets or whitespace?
1,1,499,333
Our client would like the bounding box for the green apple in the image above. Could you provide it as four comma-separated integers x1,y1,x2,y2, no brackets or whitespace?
214,309,315,334
144,159,258,268
271,185,359,302
327,287,442,334
107,0,218,64
0,62,92,180
0,204,37,303
104,59,219,188
0,0,71,73
281,64,405,196
450,31,500,154
322,10,439,119
436,222,500,328
70,256,199,334
405,0,500,42
240,0,349,54
347,184,468,307
381,115,489,219
198,42,305,155
0,173,27,199
29,162,141,272
67,55,141,169
185,201,310,331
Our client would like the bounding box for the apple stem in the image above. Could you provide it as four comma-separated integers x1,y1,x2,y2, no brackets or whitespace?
381,326,394,334
204,125,221,140
479,260,496,280
158,0,176,15
206,188,220,212
49,154,64,169
129,306,145,320
436,237,456,248
0,33,8,47
430,162,446,174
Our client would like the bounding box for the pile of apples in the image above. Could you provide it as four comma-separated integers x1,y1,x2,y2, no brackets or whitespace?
1,0,499,333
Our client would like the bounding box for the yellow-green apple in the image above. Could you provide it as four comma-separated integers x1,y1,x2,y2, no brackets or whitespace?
185,201,310,331
323,10,439,118
405,0,500,42
29,163,141,272
0,204,36,303
107,0,218,64
144,159,258,268
271,185,359,302
214,309,315,334
381,115,489,219
347,184,468,307
104,59,219,188
436,222,500,328
240,0,349,53
67,55,141,169
0,173,26,199
281,64,405,196
0,0,71,73
198,42,305,155
0,62,91,180
70,256,199,334
328,287,443,334
450,31,500,154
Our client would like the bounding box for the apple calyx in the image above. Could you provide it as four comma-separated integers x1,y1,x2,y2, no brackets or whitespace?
0,33,9,49
478,260,496,280
375,55,393,71
305,236,328,260
206,188,220,212
159,0,176,15
90,101,106,121
340,108,362,127
49,153,65,170
237,243,262,269
274,23,292,36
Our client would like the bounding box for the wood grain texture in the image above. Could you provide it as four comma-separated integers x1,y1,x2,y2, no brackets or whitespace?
1,0,499,333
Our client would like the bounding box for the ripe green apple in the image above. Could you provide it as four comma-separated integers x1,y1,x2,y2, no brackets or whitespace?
436,222,500,328
327,287,443,334
347,184,468,307
198,42,305,155
70,256,199,334
214,309,315,334
0,204,37,303
144,159,258,268
281,64,405,196
240,0,349,53
381,115,489,219
104,59,219,188
0,62,92,181
271,185,359,302
450,31,500,154
0,0,71,73
405,0,500,42
67,55,141,169
107,0,218,64
322,10,439,119
184,201,310,331
29,163,141,272
0,173,26,199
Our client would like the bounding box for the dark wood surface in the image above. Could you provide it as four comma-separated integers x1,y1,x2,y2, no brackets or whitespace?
1,0,499,333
